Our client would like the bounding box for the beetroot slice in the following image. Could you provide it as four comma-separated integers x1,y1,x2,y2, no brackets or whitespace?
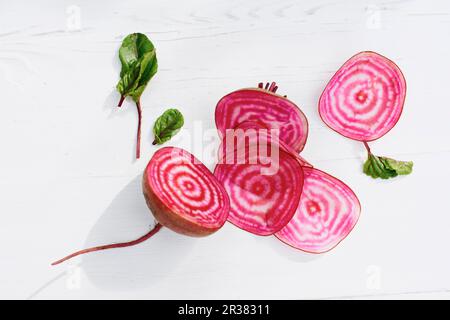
215,83,309,152
144,147,230,237
275,167,360,253
319,51,406,142
214,123,304,236
218,120,312,168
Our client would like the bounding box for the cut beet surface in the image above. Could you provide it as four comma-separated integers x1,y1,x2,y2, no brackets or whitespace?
215,82,309,153
214,122,304,236
319,51,406,142
52,147,229,265
275,167,361,253
143,147,230,237
218,120,312,168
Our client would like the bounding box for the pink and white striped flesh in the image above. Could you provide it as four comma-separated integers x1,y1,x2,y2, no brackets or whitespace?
215,83,309,152
319,51,406,141
144,147,230,236
214,125,304,236
217,120,312,168
276,167,360,253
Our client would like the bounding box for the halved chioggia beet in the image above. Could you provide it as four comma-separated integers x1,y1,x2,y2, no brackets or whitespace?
52,147,229,265
276,167,361,253
214,122,304,236
215,82,309,153
142,147,229,236
319,51,413,179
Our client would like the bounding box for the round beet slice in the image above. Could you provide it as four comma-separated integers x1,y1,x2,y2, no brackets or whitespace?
318,51,413,179
319,51,406,142
215,82,309,153
214,124,304,236
52,147,229,265
275,167,360,253
218,120,312,168
143,147,229,237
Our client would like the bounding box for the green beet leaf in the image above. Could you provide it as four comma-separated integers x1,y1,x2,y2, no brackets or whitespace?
380,157,413,175
363,154,413,179
116,33,158,102
116,60,141,95
128,51,158,101
153,109,184,145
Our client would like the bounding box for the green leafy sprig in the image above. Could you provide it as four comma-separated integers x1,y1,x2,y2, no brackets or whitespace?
362,142,413,179
116,33,158,159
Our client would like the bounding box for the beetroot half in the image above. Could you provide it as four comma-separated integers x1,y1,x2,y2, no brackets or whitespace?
143,147,229,237
52,147,229,265
275,167,361,253
319,51,406,142
214,122,304,236
215,82,309,153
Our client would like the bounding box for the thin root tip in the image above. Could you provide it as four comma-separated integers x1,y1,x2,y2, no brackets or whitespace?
51,260,63,266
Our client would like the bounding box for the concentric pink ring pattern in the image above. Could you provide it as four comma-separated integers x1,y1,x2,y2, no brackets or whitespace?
319,51,406,141
214,132,304,236
216,89,309,152
146,147,229,228
276,168,360,253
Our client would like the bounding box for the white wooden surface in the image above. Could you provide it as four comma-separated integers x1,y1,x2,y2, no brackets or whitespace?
1,0,450,300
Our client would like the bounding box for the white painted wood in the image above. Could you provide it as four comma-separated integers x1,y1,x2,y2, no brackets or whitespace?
0,0,449,299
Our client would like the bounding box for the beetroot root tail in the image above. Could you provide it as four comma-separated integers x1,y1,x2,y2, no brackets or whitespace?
51,223,163,266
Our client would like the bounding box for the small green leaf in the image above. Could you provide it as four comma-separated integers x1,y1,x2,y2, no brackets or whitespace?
363,154,413,179
153,109,184,145
380,157,413,175
116,33,157,101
